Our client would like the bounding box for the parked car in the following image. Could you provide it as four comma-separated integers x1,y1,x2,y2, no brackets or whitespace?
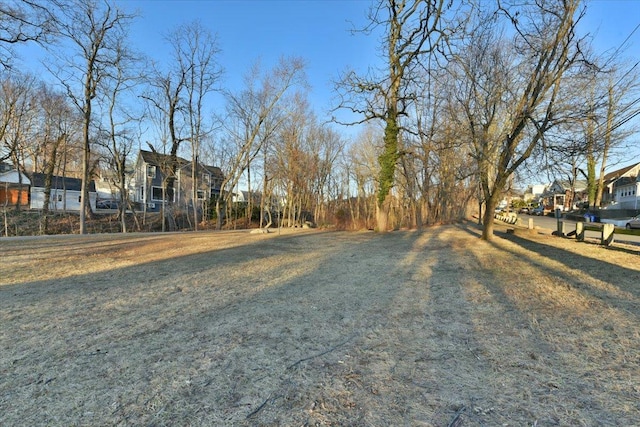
625,214,640,229
531,206,545,216
96,199,120,210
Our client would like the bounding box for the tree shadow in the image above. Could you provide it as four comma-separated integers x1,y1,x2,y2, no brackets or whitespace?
0,230,422,426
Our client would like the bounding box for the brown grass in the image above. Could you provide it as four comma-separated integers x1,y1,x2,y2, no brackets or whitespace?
1,222,639,426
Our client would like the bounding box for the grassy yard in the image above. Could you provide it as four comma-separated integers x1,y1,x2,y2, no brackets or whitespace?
1,223,638,426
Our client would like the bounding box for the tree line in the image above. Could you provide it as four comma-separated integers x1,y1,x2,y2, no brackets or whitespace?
1,0,638,240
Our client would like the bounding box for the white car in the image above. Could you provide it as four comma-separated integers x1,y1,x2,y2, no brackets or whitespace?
625,214,640,229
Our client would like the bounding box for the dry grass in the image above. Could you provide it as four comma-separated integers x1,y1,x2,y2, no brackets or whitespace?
1,222,639,426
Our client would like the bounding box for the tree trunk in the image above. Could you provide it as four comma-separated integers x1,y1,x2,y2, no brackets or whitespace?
376,113,400,231
376,195,392,232
481,197,498,240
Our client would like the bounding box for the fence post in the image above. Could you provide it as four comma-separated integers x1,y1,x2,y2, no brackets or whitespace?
557,220,566,237
576,222,584,241
528,218,534,230
601,223,615,246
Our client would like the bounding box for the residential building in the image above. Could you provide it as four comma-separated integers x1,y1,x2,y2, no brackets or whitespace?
0,168,31,209
132,150,224,213
523,184,547,202
542,179,587,211
600,161,640,209
30,173,97,212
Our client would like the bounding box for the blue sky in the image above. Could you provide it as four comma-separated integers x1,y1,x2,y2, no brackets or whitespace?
118,0,640,144
579,0,640,61
119,0,378,120
19,0,640,128
14,0,640,167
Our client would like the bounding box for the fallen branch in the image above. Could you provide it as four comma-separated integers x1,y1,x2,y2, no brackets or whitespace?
246,392,275,419
287,335,355,370
448,405,466,427
248,335,357,419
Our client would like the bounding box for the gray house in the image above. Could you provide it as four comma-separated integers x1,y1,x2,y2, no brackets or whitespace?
132,150,224,213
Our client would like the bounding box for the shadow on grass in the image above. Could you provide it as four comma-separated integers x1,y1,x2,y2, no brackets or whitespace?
0,229,426,425
454,221,640,318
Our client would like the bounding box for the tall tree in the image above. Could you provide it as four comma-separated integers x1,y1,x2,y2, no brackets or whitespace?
454,0,586,240
100,34,140,233
49,0,135,234
37,84,77,233
175,21,222,230
336,0,451,231
346,125,381,229
593,64,640,207
142,21,221,231
217,57,306,230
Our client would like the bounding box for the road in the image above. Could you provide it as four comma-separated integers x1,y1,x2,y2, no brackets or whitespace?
524,214,640,246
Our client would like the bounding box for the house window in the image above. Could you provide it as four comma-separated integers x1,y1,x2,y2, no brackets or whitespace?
139,186,144,201
151,186,174,202
57,194,62,202
202,174,210,184
197,190,205,200
147,165,156,178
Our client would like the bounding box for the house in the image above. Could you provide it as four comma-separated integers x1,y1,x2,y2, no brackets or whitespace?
0,168,31,209
233,190,263,205
600,161,640,208
523,184,547,202
132,150,224,213
94,170,134,203
30,173,97,212
542,179,587,211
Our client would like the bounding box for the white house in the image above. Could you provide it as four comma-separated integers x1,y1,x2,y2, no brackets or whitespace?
523,184,547,202
601,161,640,209
612,176,640,210
30,173,97,212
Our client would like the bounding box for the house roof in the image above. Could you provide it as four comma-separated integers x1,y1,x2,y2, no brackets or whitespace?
0,170,31,185
201,164,224,179
30,173,96,192
139,149,224,180
602,161,640,183
139,149,190,168
612,176,639,188
548,179,587,192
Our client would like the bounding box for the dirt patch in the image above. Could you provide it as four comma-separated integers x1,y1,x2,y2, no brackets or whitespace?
1,223,639,425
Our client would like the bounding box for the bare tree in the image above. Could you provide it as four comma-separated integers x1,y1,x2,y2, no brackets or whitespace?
162,21,223,230
49,0,135,234
0,0,57,69
216,57,306,230
593,64,640,207
335,0,452,231
36,84,77,234
100,35,141,233
142,22,221,231
345,125,381,229
308,125,344,226
271,93,313,228
453,0,587,240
